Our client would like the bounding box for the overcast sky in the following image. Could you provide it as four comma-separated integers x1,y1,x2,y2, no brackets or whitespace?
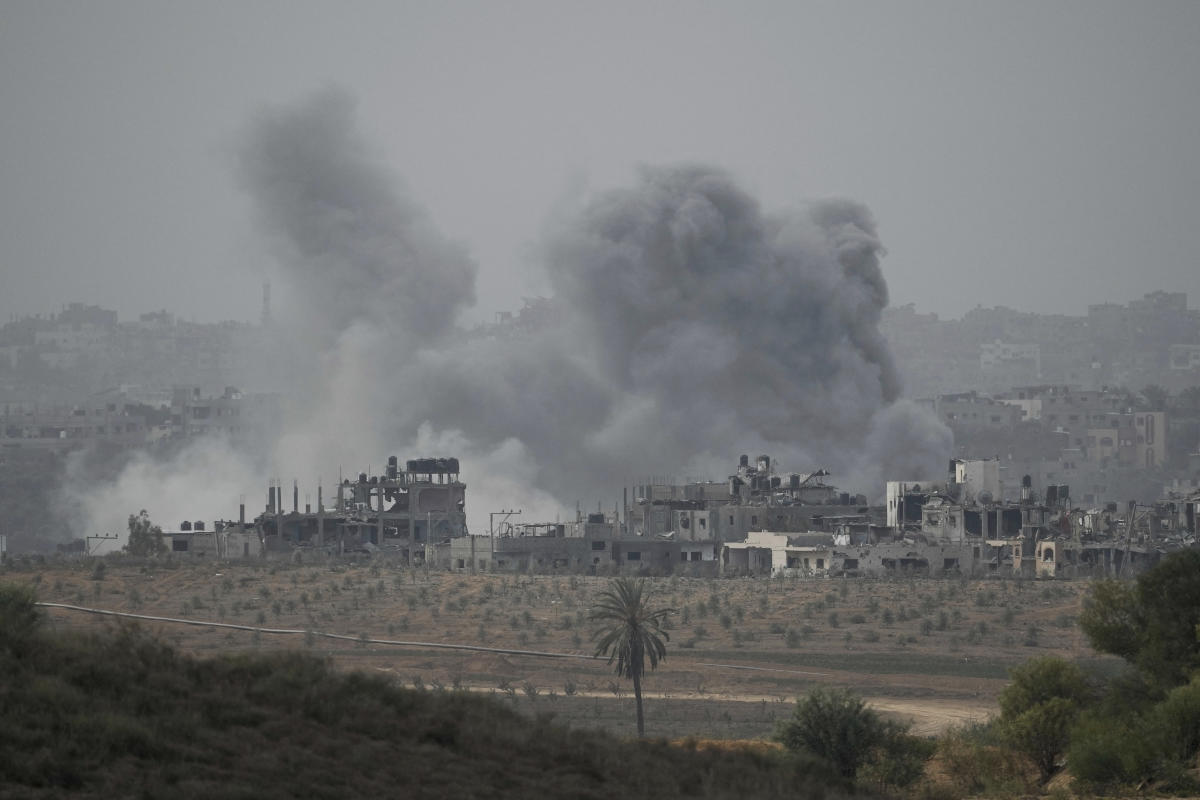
2,1,1198,326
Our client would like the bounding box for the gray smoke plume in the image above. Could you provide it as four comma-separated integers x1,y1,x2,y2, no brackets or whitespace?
242,91,951,512
237,87,476,347
530,164,947,493
70,88,950,542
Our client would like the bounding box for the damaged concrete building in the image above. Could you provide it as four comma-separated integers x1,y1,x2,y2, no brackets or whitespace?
864,461,1198,579
256,456,467,561
428,514,721,575
231,450,1198,580
161,518,263,560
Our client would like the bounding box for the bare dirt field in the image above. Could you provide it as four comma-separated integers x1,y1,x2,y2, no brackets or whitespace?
7,557,1110,740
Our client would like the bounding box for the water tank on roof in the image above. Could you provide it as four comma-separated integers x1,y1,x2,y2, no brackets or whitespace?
387,456,398,479
739,454,749,468
180,521,192,531
194,521,205,531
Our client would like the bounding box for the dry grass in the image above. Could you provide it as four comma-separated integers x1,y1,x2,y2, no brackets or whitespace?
6,556,1106,740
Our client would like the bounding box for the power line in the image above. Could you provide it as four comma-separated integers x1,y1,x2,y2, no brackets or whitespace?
35,602,831,678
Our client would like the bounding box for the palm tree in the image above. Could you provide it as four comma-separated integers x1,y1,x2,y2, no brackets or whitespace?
590,577,674,736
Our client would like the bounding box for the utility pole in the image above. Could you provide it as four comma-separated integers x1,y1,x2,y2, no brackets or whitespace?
489,509,522,557
86,533,120,556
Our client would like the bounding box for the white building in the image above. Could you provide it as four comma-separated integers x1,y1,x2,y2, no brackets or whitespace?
952,459,1002,504
722,531,836,576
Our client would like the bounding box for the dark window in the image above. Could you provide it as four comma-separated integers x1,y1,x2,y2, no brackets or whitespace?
172,538,188,552
626,551,640,561
591,540,606,550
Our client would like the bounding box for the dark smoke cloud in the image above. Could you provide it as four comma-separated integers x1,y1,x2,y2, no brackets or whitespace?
237,87,476,345
70,88,951,541
544,166,906,454
243,93,950,510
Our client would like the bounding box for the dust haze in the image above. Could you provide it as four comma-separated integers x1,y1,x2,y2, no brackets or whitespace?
70,88,949,539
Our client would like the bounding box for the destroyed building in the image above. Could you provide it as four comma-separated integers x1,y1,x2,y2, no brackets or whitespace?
186,449,1200,580
161,518,263,560
256,456,467,561
629,454,867,543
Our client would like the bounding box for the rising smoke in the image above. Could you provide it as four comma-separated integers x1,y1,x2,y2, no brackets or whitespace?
70,88,950,543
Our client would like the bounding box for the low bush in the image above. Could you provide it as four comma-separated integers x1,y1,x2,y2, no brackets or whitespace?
776,687,930,784
0,581,866,800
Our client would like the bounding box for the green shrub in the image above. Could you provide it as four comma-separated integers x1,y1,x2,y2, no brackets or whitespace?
0,583,41,652
776,687,898,779
860,730,936,791
1067,710,1157,789
997,656,1092,782
1151,674,1200,763
937,725,1034,796
999,656,1092,719
1002,696,1076,781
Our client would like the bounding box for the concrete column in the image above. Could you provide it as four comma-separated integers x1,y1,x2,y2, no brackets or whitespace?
316,485,324,547
275,480,283,544
377,486,385,546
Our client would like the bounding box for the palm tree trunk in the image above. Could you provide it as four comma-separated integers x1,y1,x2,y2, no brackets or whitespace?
633,672,644,736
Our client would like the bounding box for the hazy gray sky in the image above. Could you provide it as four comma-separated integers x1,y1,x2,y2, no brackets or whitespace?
2,1,1198,325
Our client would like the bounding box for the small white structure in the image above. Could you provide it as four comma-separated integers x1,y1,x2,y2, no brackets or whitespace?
722,531,834,576
163,523,262,560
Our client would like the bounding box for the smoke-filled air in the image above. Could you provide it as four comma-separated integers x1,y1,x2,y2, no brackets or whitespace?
69,88,951,541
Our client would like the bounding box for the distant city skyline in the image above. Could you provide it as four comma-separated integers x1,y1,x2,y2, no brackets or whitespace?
4,285,1194,329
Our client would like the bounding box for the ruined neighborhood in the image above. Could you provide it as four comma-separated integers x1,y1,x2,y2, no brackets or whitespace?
150,450,1200,585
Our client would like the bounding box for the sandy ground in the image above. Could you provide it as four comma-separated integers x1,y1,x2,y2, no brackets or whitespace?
14,560,1105,739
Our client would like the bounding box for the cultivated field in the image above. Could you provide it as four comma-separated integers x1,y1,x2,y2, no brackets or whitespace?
4,557,1108,740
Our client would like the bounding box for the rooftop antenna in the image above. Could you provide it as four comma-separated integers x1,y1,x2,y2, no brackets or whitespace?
261,280,272,326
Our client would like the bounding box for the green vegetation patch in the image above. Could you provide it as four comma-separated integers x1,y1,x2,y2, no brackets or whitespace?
0,584,861,800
